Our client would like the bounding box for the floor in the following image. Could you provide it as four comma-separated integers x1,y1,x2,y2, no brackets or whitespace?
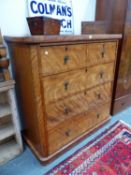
0,107,131,175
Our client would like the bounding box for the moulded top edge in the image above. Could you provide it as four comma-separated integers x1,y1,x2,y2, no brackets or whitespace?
4,34,122,44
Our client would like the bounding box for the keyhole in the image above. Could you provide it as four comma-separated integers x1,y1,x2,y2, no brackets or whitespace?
64,81,69,91
100,72,103,79
65,129,71,137
64,107,69,115
97,113,100,119
97,93,101,99
64,56,70,64
65,46,68,51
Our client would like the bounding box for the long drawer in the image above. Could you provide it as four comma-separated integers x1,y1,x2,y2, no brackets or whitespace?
87,42,117,66
46,82,112,130
39,44,87,75
48,103,110,154
42,69,86,104
42,62,114,103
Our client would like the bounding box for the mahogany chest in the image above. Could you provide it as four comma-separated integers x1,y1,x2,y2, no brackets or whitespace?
5,34,121,163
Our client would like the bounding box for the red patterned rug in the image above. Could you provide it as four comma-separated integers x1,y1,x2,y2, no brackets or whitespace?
46,120,131,175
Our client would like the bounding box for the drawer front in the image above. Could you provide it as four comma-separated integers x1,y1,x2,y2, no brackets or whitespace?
87,42,117,66
84,82,112,106
46,82,112,130
43,63,114,104
39,44,86,75
113,94,131,115
48,103,110,154
85,62,115,89
43,69,86,104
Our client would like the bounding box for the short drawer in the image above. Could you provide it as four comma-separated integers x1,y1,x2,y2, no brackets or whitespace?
42,69,86,104
85,62,115,89
39,44,86,75
87,42,117,66
84,82,112,106
46,82,112,130
48,103,110,154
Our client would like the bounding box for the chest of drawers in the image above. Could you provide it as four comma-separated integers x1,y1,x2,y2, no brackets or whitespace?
5,34,121,164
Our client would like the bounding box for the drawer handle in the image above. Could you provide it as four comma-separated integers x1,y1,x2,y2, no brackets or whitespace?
64,56,70,64
99,72,104,79
96,113,100,119
95,92,101,99
65,46,68,51
84,91,87,96
64,81,69,91
101,51,105,58
65,129,71,137
101,44,105,58
85,68,88,73
97,93,101,99
64,107,70,115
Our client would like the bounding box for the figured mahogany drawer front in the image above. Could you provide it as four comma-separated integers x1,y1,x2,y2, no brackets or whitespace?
39,44,86,75
85,62,114,89
85,82,112,104
46,82,112,130
87,42,117,66
43,69,86,104
42,63,114,104
48,103,110,154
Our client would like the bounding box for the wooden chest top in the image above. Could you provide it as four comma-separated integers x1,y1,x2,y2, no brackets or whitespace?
4,34,122,44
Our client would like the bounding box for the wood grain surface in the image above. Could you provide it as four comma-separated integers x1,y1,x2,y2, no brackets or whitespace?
42,69,86,103
5,35,120,163
87,42,117,66
43,63,114,104
48,103,110,154
46,82,112,130
39,44,86,75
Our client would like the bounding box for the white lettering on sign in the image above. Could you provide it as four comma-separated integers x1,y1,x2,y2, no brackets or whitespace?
27,0,74,34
